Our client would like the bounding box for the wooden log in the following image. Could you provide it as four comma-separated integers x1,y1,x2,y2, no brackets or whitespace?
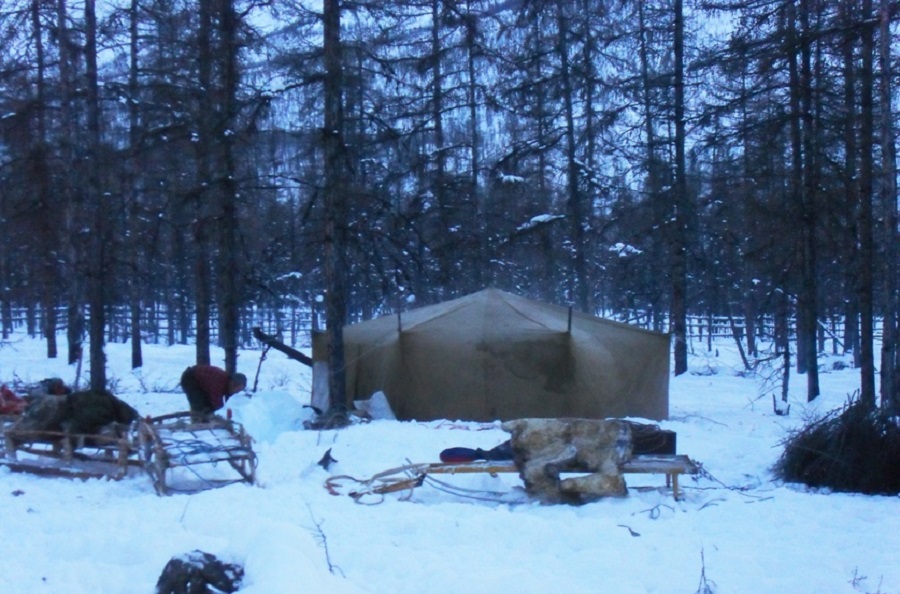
251,327,313,367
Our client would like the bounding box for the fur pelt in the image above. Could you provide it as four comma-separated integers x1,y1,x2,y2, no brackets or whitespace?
501,418,633,504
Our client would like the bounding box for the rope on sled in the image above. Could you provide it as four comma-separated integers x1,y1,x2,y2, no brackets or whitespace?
325,460,522,504
143,419,257,494
325,461,429,503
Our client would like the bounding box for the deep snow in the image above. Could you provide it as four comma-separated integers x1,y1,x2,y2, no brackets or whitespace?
0,331,898,594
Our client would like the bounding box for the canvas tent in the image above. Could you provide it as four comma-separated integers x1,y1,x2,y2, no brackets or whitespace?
312,289,669,422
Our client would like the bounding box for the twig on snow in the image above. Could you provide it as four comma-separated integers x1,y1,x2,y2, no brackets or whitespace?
695,548,716,594
306,504,344,577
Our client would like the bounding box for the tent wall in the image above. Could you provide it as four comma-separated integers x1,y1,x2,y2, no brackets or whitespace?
312,289,669,422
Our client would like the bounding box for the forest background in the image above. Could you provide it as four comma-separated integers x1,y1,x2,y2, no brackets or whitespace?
0,0,897,412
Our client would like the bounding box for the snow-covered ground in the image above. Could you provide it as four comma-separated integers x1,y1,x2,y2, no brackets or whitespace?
0,332,897,594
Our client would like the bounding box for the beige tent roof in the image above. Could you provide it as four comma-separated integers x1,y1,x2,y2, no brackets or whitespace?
313,289,669,422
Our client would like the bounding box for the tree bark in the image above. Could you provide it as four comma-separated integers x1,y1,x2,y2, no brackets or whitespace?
858,0,877,408
555,1,589,313
798,0,820,401
127,0,143,370
219,0,241,374
57,0,84,367
671,0,689,375
840,0,861,367
464,0,484,290
85,0,109,392
31,0,58,359
194,0,215,366
323,0,348,413
878,0,898,410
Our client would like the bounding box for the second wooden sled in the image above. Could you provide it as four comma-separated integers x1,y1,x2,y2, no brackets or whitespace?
134,412,258,495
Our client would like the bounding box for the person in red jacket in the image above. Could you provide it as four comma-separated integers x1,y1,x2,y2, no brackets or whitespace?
180,365,247,420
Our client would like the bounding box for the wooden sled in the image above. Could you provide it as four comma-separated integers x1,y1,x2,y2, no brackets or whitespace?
0,412,257,495
1,420,139,481
326,455,700,502
135,412,258,495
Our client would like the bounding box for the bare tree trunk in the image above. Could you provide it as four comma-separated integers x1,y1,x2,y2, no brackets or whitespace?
430,0,449,294
85,0,108,392
30,0,58,359
742,277,757,358
638,2,667,337
775,289,791,412
530,16,554,301
671,0,689,375
555,1,589,313
798,0,820,401
841,0,861,366
785,0,817,402
323,0,348,413
194,0,214,366
0,270,10,340
57,0,84,367
464,0,484,290
878,0,898,410
858,0,877,408
127,0,143,369
219,0,241,374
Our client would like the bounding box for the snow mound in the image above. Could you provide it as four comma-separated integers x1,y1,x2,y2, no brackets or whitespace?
225,391,316,443
354,390,397,420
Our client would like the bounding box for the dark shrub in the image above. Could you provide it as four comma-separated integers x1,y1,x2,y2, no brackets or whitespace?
774,395,900,495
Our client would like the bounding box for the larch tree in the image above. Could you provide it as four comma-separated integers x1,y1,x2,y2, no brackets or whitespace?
858,0,876,408
671,0,689,376
194,0,216,366
56,0,86,368
126,0,144,370
877,0,898,410
85,0,110,392
30,0,60,359
216,0,243,375
323,0,349,414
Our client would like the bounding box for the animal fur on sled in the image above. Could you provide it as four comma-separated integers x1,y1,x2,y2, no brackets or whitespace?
501,418,633,504
14,389,139,438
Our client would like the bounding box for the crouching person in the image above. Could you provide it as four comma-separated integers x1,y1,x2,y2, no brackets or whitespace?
180,365,247,421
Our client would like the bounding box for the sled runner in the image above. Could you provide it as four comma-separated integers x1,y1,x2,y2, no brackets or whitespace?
325,459,520,502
